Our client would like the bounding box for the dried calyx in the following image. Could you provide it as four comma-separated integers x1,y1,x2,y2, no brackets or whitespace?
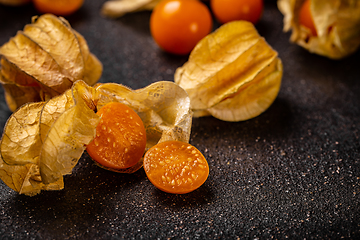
101,0,161,18
0,14,103,112
0,80,192,196
278,0,360,59
175,21,283,122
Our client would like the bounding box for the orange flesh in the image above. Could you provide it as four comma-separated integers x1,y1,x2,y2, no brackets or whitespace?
144,141,209,194
86,102,147,170
299,0,317,36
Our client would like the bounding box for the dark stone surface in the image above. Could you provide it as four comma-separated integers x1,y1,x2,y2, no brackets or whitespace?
0,0,359,239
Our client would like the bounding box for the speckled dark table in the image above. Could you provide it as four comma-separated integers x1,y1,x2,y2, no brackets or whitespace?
0,0,359,239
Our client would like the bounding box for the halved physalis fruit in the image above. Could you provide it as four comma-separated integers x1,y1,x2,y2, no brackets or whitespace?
86,102,147,171
143,141,209,194
0,80,192,196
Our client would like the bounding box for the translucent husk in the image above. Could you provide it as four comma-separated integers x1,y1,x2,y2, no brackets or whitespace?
174,21,283,122
0,14,103,112
278,0,360,59
101,0,161,18
0,80,192,196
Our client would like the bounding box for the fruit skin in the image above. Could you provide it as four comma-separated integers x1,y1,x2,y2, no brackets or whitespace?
86,102,147,170
299,0,317,36
33,0,84,16
210,0,264,24
150,0,213,55
144,140,209,194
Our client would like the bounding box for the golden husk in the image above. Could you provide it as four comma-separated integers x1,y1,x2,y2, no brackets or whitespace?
0,14,103,112
101,0,161,18
0,80,192,196
278,0,360,59
174,21,283,122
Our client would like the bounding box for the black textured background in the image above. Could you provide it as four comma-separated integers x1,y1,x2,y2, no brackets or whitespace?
1,0,359,239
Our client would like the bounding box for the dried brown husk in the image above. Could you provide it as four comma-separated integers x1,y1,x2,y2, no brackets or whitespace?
0,14,103,112
0,0,30,6
0,80,192,196
174,21,283,122
278,0,360,59
101,0,160,18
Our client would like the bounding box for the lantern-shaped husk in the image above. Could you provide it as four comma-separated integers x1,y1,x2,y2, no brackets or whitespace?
0,14,103,112
175,21,283,122
0,80,192,196
278,0,360,59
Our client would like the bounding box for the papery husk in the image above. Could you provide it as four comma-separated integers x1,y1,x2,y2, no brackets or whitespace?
0,14,103,112
0,101,67,196
0,0,30,5
174,21,283,122
0,80,192,196
91,80,193,173
39,82,100,185
0,81,98,196
101,0,161,18
278,0,360,59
